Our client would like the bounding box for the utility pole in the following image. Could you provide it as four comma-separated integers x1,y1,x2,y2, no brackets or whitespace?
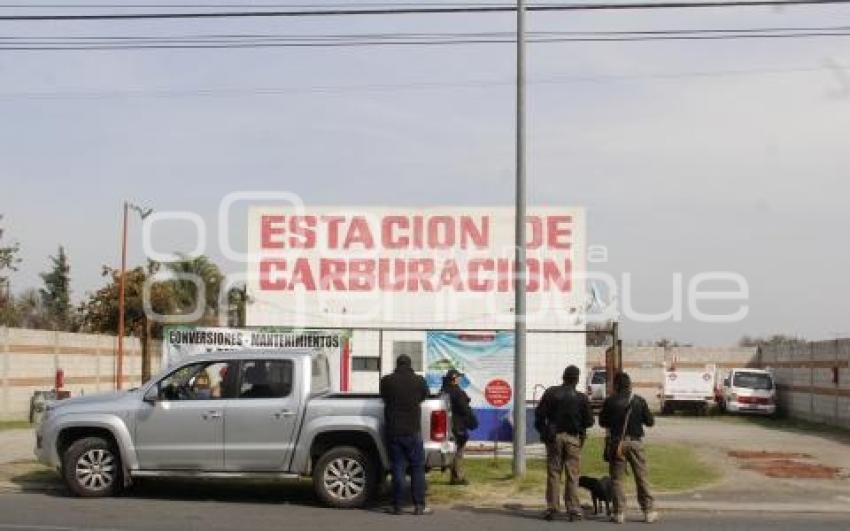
116,201,128,390
116,201,153,390
513,0,527,478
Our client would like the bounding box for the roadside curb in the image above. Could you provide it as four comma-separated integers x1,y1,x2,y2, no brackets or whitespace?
656,501,850,514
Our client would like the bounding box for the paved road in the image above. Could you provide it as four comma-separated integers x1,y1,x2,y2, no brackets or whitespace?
0,491,847,531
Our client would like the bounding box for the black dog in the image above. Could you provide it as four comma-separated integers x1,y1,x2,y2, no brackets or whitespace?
579,475,613,516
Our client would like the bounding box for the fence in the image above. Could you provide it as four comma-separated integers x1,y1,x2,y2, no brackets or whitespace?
0,327,161,421
759,339,849,428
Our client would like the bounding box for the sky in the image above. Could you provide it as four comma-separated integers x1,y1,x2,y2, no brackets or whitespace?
2,1,850,345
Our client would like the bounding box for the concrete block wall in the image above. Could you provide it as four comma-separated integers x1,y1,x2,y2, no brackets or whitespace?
760,339,849,429
0,327,161,421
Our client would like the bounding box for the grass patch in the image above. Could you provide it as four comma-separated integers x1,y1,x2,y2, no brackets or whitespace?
427,438,720,505
717,415,850,441
0,421,32,431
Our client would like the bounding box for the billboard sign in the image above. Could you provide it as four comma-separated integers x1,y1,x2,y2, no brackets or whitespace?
245,206,585,330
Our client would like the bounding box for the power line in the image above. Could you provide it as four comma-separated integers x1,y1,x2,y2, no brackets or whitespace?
1,1,850,21
5,28,850,50
6,24,850,40
0,63,833,99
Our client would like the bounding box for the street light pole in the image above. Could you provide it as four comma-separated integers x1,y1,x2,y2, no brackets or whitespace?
117,201,128,390
513,0,527,478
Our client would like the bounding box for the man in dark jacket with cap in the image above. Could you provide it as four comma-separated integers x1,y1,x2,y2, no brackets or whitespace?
599,372,658,524
379,355,431,515
535,365,594,521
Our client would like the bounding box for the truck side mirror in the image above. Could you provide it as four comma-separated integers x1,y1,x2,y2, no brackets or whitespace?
143,386,159,404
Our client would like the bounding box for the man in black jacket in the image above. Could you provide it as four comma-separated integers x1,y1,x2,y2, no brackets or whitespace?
599,372,658,524
379,355,431,515
535,365,594,521
441,369,475,485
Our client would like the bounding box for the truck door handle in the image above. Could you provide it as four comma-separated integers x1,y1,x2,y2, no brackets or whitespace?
273,410,295,419
202,411,222,420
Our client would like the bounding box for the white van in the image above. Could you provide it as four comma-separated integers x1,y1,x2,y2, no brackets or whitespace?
660,363,717,415
719,368,777,416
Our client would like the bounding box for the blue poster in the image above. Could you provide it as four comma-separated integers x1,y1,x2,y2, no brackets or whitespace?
426,331,515,442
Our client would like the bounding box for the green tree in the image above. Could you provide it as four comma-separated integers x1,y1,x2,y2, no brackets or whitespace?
0,215,21,325
16,288,50,329
164,254,224,322
0,214,20,284
39,246,73,330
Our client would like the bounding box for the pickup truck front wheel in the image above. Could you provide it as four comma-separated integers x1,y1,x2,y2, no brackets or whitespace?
313,446,376,509
62,436,123,498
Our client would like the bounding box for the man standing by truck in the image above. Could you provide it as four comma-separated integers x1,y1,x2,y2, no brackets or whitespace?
380,354,432,515
535,365,594,521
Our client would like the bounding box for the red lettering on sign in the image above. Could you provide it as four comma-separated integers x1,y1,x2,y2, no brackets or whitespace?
259,259,287,290
289,215,317,249
343,216,375,249
348,259,375,291
289,257,316,290
319,259,346,290
382,216,409,249
468,259,494,292
261,215,285,249
547,216,572,249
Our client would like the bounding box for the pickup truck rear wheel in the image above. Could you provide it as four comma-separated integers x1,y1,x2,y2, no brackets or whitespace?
62,436,122,498
313,446,376,509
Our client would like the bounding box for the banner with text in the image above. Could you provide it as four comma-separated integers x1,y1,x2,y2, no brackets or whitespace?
161,326,350,391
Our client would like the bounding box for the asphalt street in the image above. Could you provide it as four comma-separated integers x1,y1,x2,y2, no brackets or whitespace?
0,490,847,531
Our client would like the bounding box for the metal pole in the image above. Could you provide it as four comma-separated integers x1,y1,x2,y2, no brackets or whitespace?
512,0,527,478
117,201,128,390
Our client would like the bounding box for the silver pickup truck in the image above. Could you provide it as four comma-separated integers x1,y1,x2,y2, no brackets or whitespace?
35,350,454,508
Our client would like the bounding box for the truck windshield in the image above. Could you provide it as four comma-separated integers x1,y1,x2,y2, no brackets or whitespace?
733,372,773,390
591,371,606,384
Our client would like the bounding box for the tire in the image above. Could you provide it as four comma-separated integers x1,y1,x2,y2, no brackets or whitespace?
661,402,673,416
313,446,376,509
62,436,123,498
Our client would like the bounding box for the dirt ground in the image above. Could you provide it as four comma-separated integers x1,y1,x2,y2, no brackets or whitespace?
618,416,850,505
0,430,34,465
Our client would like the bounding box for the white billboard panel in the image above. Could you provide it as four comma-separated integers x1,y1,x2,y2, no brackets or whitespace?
245,206,586,330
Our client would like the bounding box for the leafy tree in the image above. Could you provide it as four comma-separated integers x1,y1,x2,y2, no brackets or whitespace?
16,288,51,329
78,255,232,381
164,254,224,321
0,214,20,284
0,215,21,325
39,246,74,330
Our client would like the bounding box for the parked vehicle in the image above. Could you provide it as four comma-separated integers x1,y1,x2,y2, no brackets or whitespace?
586,366,607,409
718,368,777,416
35,350,454,508
660,363,716,415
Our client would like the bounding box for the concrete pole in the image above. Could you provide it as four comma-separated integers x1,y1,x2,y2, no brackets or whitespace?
513,0,527,478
